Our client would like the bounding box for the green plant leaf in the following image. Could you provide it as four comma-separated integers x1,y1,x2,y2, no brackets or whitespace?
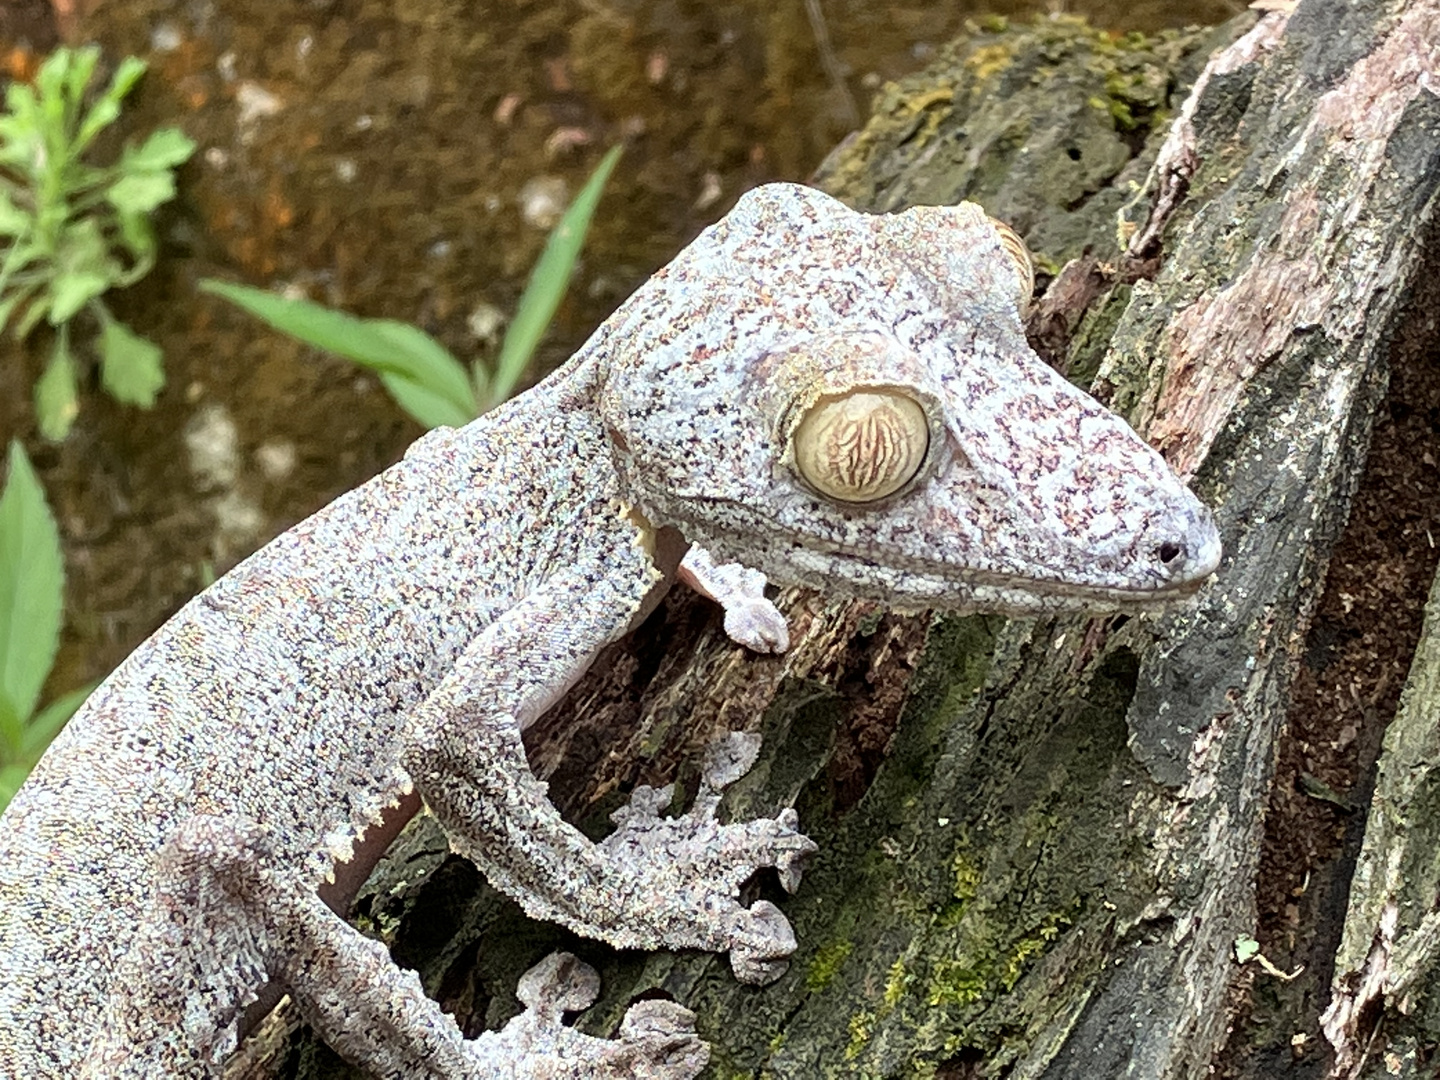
75,55,145,152
362,320,477,418
14,290,50,339
34,335,78,440
0,441,65,730
0,688,21,760
112,209,157,275
52,214,111,267
0,189,31,236
48,271,109,324
47,217,115,324
101,56,147,106
0,90,43,175
0,285,37,334
0,237,43,281
377,371,474,430
61,46,101,108
74,96,119,150
2,81,39,126
34,48,76,134
20,681,94,758
0,761,31,810
105,170,178,215
98,316,164,406
490,145,622,409
200,280,478,426
120,127,196,173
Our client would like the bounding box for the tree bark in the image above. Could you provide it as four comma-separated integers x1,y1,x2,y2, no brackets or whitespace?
235,5,1440,1077
1323,567,1440,1080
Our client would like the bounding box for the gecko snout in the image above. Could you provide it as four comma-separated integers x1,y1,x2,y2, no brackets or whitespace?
1148,507,1222,592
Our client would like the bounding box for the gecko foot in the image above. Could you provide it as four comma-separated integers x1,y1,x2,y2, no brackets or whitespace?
677,544,790,654
722,599,790,655
470,952,708,1079
599,733,817,984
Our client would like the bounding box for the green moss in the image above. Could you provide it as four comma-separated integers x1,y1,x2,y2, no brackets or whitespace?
1001,908,1075,990
806,940,854,992
964,43,1015,83
926,958,989,1007
1105,96,1137,130
1067,283,1134,389
856,610,885,636
951,852,981,902
884,957,911,1008
846,1009,876,1060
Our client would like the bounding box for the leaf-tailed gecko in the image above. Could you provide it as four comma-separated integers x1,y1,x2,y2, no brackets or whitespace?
0,183,1220,1078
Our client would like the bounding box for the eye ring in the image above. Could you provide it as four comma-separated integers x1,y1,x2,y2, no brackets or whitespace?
792,388,930,504
988,218,1035,315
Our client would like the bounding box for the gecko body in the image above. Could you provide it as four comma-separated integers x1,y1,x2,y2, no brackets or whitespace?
0,184,1219,1078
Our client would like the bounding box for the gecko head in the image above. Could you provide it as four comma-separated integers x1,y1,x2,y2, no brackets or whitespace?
597,183,1221,615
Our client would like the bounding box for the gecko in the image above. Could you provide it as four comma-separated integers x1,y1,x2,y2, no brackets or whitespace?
0,182,1221,1079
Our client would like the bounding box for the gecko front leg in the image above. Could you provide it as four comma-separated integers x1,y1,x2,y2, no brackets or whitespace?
402,559,815,983
82,816,704,1079
678,544,789,653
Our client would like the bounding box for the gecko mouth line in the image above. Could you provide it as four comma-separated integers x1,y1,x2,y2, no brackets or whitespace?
681,513,1220,606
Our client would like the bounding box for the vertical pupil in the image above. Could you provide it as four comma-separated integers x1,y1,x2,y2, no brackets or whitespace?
794,390,928,502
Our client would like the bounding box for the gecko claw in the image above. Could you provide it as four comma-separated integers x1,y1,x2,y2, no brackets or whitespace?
619,998,699,1041
772,809,817,892
730,900,798,984
479,954,709,1078
516,951,602,1015
618,1000,710,1075
777,851,811,894
701,731,763,792
723,601,790,654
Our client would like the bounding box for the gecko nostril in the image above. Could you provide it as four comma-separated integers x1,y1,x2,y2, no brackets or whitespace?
1158,540,1184,566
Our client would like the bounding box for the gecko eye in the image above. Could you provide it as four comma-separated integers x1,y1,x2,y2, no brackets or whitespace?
793,389,929,503
989,218,1035,315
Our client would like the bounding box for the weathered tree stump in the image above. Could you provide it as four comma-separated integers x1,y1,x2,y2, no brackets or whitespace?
233,4,1440,1077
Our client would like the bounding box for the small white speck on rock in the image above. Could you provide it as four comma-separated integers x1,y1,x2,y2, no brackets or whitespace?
468,303,506,344
151,23,182,52
694,172,723,211
519,177,569,230
236,82,284,135
185,404,242,491
255,441,298,482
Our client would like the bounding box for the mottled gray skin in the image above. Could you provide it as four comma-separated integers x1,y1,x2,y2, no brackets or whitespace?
0,184,1219,1078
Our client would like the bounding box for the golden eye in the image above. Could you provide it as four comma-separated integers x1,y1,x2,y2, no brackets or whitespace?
989,218,1035,315
793,389,929,503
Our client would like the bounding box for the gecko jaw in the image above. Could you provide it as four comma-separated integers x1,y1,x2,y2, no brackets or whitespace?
671,503,1222,615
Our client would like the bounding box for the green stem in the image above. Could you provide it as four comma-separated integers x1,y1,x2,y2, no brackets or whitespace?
0,222,35,298
63,170,119,211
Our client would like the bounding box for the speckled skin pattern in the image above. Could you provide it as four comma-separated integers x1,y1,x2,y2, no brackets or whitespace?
0,184,1219,1078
